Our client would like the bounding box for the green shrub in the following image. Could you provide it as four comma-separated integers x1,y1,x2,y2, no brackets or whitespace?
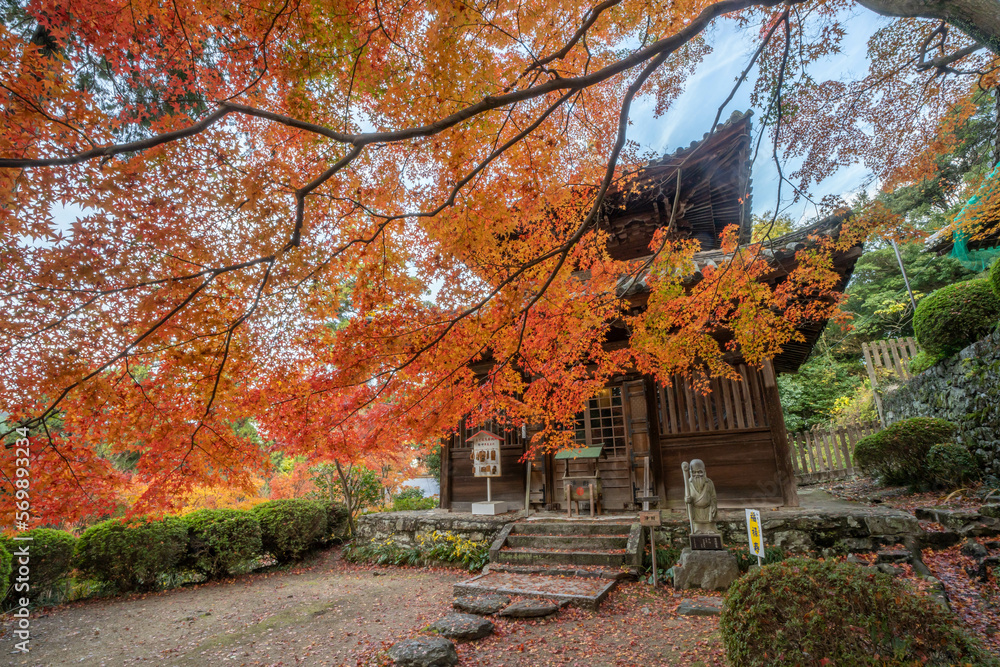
721,558,998,667
913,278,1000,357
853,417,956,486
1,528,76,599
74,516,188,592
343,531,489,572
727,543,786,573
990,256,1000,299
926,443,980,488
0,542,11,597
391,496,437,511
181,509,262,578
394,487,424,502
251,499,327,562
309,500,350,544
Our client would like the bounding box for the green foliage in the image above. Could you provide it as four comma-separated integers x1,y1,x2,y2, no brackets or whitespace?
74,516,189,592
720,558,998,667
312,500,351,542
751,212,798,243
250,499,327,563
838,242,977,347
777,355,865,432
914,278,1000,357
926,443,980,489
310,462,384,536
0,543,11,598
727,543,786,573
854,417,957,486
908,349,946,374
640,541,682,583
0,529,76,599
395,487,424,501
990,256,1000,299
343,531,489,572
421,443,442,483
391,487,437,511
181,509,263,578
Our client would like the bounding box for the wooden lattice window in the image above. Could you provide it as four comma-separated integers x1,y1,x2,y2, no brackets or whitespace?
573,386,627,455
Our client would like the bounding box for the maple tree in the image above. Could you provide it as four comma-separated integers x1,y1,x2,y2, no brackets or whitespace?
1,0,998,523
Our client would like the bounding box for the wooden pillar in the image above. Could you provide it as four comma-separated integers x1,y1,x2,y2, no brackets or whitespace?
439,436,452,510
762,359,799,507
643,375,667,503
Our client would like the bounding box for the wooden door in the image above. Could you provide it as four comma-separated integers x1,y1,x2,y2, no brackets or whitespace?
566,384,634,510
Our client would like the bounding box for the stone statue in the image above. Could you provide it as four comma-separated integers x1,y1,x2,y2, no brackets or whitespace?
682,459,718,535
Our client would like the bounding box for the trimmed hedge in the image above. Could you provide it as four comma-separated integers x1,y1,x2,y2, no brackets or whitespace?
720,558,998,666
0,543,11,598
74,516,188,591
250,499,327,562
913,278,1000,357
315,501,350,542
854,417,956,486
181,509,262,578
1,528,76,598
926,443,979,488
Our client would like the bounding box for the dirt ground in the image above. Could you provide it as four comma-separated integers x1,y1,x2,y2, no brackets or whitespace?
0,548,724,667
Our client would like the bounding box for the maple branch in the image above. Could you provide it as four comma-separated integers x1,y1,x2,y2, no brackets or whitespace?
0,106,234,167
518,0,623,79
0,0,797,171
315,31,677,431
5,273,219,441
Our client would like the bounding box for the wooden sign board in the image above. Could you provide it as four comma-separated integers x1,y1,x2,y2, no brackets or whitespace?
690,534,724,550
469,430,502,478
639,511,661,527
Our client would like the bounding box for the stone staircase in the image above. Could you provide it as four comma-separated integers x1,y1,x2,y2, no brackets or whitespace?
453,520,642,610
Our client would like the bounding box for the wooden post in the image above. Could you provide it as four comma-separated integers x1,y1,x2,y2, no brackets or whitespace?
644,376,667,503
440,436,452,510
762,359,799,506
650,528,658,587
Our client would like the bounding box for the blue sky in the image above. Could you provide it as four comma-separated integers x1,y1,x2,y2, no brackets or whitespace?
628,12,884,224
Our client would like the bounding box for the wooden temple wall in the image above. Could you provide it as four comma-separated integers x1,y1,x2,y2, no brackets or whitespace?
655,360,798,508
440,420,527,512
440,361,798,511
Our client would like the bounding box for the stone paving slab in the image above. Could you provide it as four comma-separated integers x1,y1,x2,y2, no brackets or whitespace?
454,571,617,611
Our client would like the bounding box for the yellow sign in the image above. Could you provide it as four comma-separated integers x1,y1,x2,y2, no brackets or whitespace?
745,508,763,557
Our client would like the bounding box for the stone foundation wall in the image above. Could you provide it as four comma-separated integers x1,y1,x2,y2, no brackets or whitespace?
649,508,923,556
355,510,527,546
883,330,1000,483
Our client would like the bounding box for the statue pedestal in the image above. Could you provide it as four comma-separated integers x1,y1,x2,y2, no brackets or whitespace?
672,548,739,591
471,501,507,515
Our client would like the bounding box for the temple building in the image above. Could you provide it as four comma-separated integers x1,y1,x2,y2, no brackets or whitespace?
439,111,864,513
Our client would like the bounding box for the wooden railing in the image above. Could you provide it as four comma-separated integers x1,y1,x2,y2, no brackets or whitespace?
788,421,881,484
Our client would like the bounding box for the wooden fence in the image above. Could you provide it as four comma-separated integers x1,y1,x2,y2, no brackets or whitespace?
788,421,881,484
862,337,920,425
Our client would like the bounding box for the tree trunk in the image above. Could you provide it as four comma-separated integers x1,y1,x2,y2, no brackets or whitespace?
334,459,357,538
856,0,1000,54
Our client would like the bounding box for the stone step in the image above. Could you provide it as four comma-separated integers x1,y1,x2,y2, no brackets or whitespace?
512,521,634,536
454,571,617,611
495,547,628,567
506,534,628,550
486,562,636,580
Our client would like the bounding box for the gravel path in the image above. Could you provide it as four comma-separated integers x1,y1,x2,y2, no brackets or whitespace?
1,548,723,666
